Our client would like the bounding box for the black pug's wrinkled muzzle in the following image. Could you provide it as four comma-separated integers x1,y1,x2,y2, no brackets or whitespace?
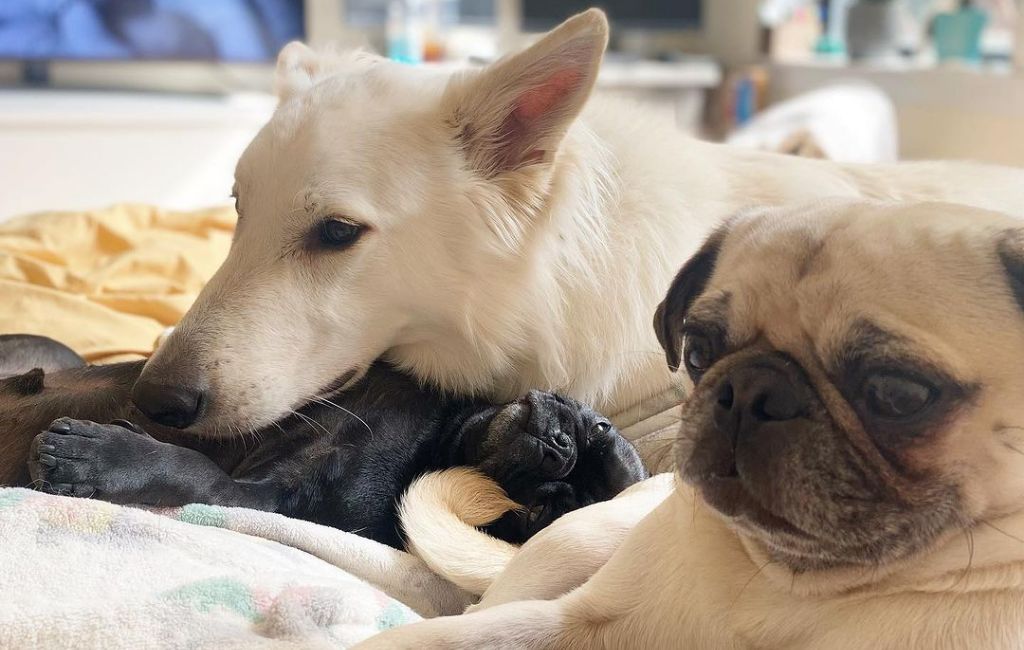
522,390,582,479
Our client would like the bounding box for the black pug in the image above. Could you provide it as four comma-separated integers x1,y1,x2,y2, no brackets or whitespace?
0,335,646,548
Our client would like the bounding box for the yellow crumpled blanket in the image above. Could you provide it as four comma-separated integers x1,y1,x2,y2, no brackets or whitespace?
0,204,234,363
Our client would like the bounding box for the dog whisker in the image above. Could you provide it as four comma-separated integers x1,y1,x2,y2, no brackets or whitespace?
980,519,1024,545
310,396,374,438
289,409,334,439
729,558,774,607
950,516,975,591
227,422,250,452
269,420,288,438
248,421,264,446
995,427,1024,457
1003,442,1024,457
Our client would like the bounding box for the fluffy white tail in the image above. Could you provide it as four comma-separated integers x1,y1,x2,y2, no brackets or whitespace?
400,467,521,595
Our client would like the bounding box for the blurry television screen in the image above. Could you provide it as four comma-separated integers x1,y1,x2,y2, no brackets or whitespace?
0,0,304,62
522,0,702,31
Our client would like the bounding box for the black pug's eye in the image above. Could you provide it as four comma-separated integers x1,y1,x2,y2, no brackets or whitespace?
591,421,611,436
863,373,937,419
682,332,715,376
317,218,365,250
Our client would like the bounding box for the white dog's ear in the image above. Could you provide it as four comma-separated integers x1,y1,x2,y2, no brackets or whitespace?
443,9,609,177
275,41,321,100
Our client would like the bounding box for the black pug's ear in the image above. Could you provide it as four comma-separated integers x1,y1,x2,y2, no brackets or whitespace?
653,228,728,371
8,368,45,396
997,229,1024,312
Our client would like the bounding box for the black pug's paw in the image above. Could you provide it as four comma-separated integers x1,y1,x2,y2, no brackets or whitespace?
485,481,580,543
28,417,156,501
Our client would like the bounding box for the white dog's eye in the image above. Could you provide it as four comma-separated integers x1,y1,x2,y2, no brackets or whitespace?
317,218,366,250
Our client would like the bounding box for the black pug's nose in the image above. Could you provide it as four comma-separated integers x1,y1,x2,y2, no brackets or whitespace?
524,390,576,476
525,390,573,445
132,379,206,429
713,360,803,446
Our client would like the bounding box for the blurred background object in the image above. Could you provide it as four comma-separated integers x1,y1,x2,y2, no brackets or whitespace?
761,0,1020,67
0,0,304,62
0,0,1020,220
846,0,903,61
726,83,899,161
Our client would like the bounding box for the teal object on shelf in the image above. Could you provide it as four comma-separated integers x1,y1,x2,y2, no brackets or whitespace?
933,6,988,63
814,0,847,57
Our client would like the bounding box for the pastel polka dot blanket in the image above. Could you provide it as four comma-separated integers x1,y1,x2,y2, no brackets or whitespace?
0,488,471,649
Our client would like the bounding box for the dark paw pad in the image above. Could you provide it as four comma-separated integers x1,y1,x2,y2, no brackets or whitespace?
523,482,579,532
485,481,580,543
28,418,141,499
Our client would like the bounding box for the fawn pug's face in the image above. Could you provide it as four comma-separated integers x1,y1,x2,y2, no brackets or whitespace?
655,201,1024,572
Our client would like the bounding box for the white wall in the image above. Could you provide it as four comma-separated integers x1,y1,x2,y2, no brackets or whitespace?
0,91,276,221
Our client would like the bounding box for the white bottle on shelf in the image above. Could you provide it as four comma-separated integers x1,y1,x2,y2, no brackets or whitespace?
387,0,425,64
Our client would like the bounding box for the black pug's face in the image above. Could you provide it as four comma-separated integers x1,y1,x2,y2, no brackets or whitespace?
655,201,1024,573
460,389,646,538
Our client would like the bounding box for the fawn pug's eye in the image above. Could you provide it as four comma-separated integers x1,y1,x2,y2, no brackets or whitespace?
316,218,366,250
682,332,716,378
862,373,937,420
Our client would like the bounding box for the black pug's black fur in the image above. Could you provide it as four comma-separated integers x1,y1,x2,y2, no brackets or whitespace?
0,336,646,549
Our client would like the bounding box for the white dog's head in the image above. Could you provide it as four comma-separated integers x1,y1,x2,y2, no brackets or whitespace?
131,10,609,434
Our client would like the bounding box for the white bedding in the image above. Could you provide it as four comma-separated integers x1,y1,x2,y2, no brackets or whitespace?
0,488,471,649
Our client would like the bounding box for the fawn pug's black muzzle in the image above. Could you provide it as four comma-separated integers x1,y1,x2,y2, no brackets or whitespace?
681,352,823,531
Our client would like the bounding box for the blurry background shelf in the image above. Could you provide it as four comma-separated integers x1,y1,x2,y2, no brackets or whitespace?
770,61,1024,165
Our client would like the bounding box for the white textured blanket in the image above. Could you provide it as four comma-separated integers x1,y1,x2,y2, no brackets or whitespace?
0,488,471,649
613,382,686,475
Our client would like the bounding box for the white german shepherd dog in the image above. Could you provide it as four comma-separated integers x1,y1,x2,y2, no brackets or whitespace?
132,9,1024,436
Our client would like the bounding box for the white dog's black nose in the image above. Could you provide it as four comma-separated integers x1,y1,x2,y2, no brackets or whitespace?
713,361,803,445
132,379,205,429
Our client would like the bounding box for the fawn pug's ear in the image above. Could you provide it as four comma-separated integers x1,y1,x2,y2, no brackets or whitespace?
653,228,728,372
442,9,609,178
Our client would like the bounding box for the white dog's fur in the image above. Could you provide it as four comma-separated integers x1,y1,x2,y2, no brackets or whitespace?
141,9,1024,436
362,200,1024,649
